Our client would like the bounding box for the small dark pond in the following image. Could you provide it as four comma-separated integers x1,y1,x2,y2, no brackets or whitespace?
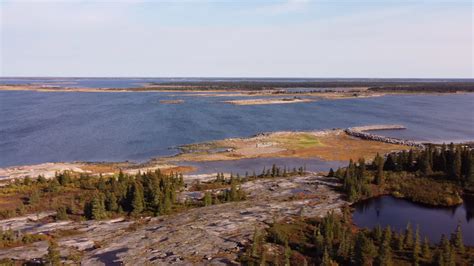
353,195,474,246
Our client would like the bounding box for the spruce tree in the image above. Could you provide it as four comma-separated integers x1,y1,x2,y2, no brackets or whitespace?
404,222,414,249
383,226,392,244
105,192,118,212
203,191,212,207
421,237,431,262
375,153,384,185
450,223,464,254
384,154,396,171
440,234,454,266
321,248,332,266
162,192,172,214
373,225,383,243
435,251,445,266
131,182,145,215
377,238,393,266
55,206,68,221
354,233,377,266
396,231,404,251
328,168,335,177
45,239,61,266
91,194,107,220
413,226,421,265
251,228,261,257
453,150,462,180
28,189,40,205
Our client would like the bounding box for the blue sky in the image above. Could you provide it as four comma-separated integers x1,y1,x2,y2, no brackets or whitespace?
0,0,472,78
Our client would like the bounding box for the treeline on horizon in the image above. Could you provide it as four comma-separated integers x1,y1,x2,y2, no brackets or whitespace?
146,80,474,92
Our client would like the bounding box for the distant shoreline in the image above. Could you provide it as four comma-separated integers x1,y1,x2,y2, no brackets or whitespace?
1,85,473,100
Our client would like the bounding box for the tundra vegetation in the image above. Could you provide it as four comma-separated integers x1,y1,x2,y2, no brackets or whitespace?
0,163,312,223
0,141,472,264
332,144,473,205
240,210,472,266
0,164,313,264
240,144,474,265
0,169,248,222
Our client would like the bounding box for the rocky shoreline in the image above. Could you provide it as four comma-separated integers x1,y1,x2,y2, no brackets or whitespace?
344,125,425,149
0,174,346,265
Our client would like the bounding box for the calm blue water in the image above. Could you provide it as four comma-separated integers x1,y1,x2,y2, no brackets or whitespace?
0,91,473,167
353,195,474,246
179,157,345,175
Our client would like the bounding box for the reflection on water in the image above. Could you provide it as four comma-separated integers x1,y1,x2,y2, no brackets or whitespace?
353,195,474,246
180,157,345,175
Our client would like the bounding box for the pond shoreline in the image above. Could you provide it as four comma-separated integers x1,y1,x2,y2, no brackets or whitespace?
352,194,474,246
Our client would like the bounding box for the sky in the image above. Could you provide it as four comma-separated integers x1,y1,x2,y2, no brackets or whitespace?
0,0,473,78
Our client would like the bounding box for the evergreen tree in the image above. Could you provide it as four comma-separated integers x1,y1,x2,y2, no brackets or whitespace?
321,248,333,266
37,175,47,184
131,182,145,215
335,168,343,179
314,228,325,252
376,238,393,266
90,194,107,220
354,233,377,266
396,231,404,251
328,168,335,177
162,191,172,214
28,189,40,205
383,226,392,244
55,206,68,221
384,154,396,171
337,228,350,259
420,150,433,175
357,158,366,179
450,223,464,254
421,237,432,262
435,251,445,266
251,228,261,257
440,234,454,266
375,153,384,185
413,226,421,265
56,171,71,186
203,191,212,207
404,222,414,249
439,145,448,172
105,192,118,212
373,225,383,243
453,150,462,180
45,239,61,266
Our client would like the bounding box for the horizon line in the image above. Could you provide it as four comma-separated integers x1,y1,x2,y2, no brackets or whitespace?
1,76,474,81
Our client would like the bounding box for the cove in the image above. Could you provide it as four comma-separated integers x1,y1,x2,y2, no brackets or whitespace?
352,195,474,246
